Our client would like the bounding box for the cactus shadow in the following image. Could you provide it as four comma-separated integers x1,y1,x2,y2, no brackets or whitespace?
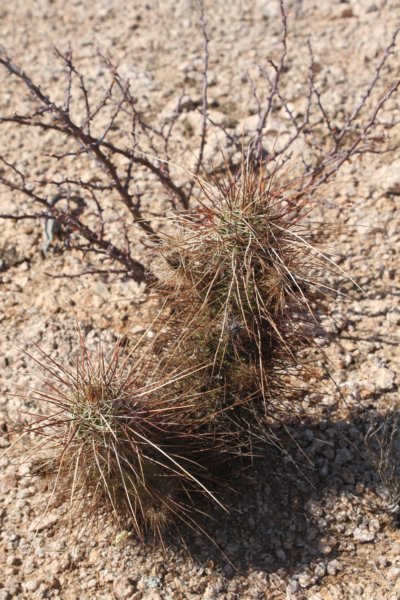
174,409,399,577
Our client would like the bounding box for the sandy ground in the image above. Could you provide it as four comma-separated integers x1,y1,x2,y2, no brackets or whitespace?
0,0,399,598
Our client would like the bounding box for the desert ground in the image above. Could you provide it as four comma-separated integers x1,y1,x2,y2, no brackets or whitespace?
0,0,399,598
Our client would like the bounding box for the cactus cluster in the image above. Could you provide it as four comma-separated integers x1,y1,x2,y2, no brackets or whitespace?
21,158,326,542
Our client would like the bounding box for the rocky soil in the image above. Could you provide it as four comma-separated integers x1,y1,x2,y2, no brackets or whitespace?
0,0,399,598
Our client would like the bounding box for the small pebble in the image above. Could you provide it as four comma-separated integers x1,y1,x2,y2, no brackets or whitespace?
287,579,299,593
112,575,137,600
24,579,40,592
387,567,400,581
327,560,343,576
298,572,312,588
314,563,327,578
377,555,388,568
353,528,375,543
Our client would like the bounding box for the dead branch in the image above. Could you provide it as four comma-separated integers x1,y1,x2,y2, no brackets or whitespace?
0,0,398,284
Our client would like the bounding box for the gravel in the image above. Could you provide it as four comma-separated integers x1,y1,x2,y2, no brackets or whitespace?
0,0,399,599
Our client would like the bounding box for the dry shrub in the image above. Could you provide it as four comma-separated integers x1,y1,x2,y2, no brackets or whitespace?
0,3,397,280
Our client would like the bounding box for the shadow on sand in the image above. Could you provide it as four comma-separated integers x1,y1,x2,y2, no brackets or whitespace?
170,408,399,576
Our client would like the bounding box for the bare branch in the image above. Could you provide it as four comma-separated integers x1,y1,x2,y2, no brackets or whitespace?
339,26,400,139
185,0,209,201
253,0,287,159
0,7,398,286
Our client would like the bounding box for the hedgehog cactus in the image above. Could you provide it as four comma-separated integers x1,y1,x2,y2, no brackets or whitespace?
158,158,325,418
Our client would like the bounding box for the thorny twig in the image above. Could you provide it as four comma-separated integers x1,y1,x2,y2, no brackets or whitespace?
185,0,210,201
253,0,288,159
